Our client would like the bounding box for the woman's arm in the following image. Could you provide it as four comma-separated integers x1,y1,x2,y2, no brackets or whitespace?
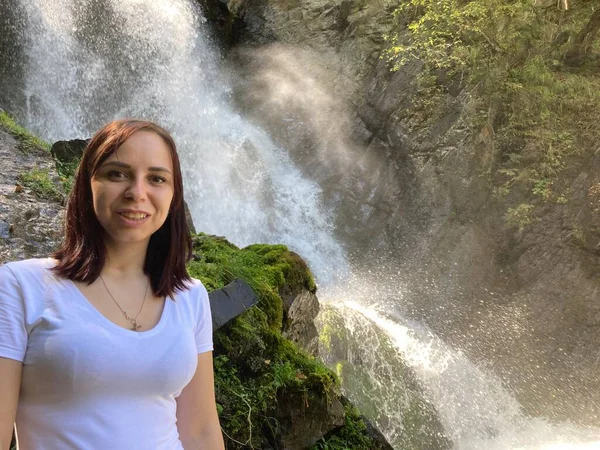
0,357,22,450
176,352,224,450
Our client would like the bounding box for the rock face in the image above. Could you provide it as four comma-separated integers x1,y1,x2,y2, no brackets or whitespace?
276,384,345,449
224,0,395,91
215,0,600,425
0,128,64,263
283,289,320,356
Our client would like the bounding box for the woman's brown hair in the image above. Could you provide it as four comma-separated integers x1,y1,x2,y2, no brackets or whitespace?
52,119,192,298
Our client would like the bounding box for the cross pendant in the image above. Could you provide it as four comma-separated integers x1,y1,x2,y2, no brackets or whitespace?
131,321,142,331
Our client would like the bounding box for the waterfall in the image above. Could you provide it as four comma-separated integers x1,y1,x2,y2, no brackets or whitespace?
317,299,600,450
3,0,600,448
13,0,348,283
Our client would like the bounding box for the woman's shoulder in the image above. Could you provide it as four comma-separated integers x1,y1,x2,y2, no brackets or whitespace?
1,257,56,276
177,277,208,299
0,258,60,294
173,277,210,312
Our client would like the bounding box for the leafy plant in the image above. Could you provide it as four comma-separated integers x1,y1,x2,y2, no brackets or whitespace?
505,203,535,230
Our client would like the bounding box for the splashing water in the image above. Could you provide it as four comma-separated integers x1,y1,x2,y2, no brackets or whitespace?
14,0,348,282
318,297,600,450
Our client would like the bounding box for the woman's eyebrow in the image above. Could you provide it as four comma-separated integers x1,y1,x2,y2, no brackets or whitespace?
101,161,172,174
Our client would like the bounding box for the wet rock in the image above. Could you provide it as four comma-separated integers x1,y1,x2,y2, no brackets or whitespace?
283,289,320,356
276,384,345,449
184,200,196,234
225,0,600,426
0,1,26,116
0,219,9,239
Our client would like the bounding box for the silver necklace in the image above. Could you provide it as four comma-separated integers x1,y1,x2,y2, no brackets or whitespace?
99,274,149,331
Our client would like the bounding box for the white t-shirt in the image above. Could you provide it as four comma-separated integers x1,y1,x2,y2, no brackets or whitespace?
0,258,214,450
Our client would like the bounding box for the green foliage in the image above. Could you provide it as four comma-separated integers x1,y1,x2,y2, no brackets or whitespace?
505,203,535,230
311,403,374,450
17,168,63,202
383,0,512,72
188,234,382,449
384,0,600,227
569,225,586,246
0,111,50,153
495,55,596,205
188,234,316,331
54,158,79,194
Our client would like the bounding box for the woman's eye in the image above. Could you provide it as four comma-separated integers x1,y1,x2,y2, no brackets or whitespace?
150,175,167,184
107,170,126,179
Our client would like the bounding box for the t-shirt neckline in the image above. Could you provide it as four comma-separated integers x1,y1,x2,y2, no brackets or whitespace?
64,277,171,338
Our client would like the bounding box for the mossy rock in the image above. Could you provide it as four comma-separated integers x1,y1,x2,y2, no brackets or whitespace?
188,233,316,331
0,110,50,154
187,233,391,449
0,111,76,193
311,402,394,450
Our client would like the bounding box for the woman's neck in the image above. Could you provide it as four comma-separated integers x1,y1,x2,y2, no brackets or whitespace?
102,240,149,278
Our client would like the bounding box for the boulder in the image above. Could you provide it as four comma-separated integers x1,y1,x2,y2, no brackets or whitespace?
50,139,88,166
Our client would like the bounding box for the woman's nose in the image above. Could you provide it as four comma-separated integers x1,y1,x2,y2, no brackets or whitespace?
124,177,146,202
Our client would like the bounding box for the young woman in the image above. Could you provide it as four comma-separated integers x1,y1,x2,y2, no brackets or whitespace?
0,119,225,449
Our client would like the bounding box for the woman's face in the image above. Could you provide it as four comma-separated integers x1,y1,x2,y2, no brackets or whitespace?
91,130,175,247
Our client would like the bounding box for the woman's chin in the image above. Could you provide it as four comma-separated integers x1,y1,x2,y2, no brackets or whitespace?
104,231,153,247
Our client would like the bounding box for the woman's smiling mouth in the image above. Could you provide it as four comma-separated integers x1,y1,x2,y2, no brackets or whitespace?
117,210,151,223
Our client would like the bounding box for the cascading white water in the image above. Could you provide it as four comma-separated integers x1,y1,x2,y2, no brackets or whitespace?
6,0,600,448
17,0,348,283
318,299,600,450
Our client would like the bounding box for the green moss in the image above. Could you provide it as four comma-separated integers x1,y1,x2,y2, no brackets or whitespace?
188,233,316,331
0,111,50,153
212,307,339,447
17,168,63,202
0,111,78,194
320,323,334,351
213,313,341,448
311,403,381,450
187,233,385,449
